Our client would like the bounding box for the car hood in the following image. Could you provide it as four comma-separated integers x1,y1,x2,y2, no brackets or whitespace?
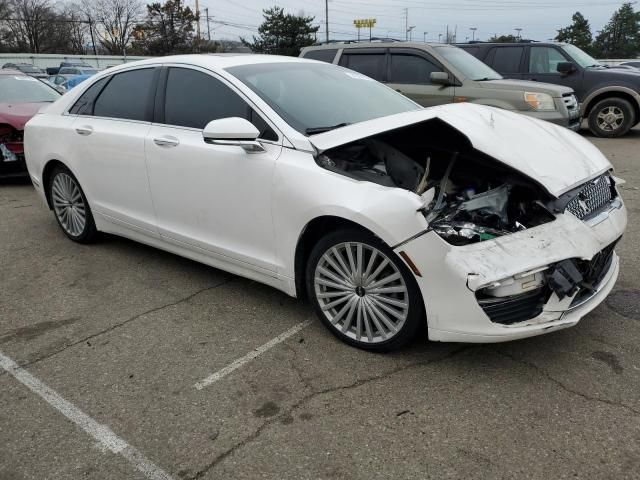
477,78,573,96
0,102,47,130
308,103,610,197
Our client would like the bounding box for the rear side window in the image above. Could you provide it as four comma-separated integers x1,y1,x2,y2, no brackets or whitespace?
302,49,338,63
490,47,524,73
94,68,155,121
339,53,386,81
163,67,277,140
388,54,442,84
69,77,109,115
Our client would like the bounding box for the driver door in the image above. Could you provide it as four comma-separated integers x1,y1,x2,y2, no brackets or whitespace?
386,49,455,107
145,66,283,274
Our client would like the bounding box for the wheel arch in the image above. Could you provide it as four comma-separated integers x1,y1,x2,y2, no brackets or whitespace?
583,88,640,121
42,159,82,210
293,215,380,300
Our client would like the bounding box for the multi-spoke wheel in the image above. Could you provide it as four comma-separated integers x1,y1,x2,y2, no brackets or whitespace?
588,98,635,138
48,165,97,242
307,229,424,351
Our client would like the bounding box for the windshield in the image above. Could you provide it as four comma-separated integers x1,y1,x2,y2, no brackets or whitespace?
226,62,420,135
80,69,98,75
0,75,60,103
435,46,502,80
562,44,601,68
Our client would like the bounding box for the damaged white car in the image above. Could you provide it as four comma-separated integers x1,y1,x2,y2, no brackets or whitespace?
24,55,627,351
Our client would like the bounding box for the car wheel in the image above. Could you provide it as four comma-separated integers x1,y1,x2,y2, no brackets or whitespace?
49,165,98,243
588,98,635,138
306,229,424,351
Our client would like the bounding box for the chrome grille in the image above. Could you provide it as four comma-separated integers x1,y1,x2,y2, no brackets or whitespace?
562,93,578,112
565,174,614,220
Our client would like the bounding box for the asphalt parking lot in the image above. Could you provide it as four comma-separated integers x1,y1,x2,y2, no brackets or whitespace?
1,126,640,480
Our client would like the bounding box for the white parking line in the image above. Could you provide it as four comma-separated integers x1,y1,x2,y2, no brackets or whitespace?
0,351,174,480
195,319,313,390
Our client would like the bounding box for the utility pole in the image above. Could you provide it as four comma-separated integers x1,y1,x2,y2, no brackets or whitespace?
423,31,428,42
438,33,442,43
470,27,477,42
88,17,97,56
195,0,201,40
515,27,522,40
325,0,329,43
404,8,408,41
205,7,211,41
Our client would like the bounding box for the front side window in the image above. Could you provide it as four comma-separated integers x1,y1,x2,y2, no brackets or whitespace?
491,47,524,73
529,47,568,74
93,68,155,121
388,54,442,84
339,53,386,81
163,67,277,140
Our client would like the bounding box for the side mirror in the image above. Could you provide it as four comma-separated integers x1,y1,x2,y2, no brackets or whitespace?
430,71,451,86
202,117,265,153
556,62,575,75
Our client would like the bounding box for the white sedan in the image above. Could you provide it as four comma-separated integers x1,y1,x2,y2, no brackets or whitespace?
24,55,627,351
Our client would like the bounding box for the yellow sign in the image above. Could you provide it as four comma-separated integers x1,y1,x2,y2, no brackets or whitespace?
353,18,376,29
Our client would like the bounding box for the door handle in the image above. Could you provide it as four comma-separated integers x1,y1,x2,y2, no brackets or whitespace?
153,136,179,148
75,126,93,136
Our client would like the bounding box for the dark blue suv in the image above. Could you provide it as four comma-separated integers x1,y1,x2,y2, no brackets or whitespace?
458,42,640,137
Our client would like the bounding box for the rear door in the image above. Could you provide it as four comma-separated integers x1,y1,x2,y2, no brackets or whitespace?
68,67,159,234
386,48,454,107
523,45,583,93
338,48,387,82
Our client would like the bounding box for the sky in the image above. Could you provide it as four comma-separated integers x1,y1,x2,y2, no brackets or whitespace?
195,0,634,43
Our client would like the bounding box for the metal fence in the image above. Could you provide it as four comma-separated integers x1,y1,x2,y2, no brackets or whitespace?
0,53,150,70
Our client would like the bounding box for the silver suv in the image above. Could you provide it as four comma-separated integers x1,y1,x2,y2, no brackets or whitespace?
301,43,581,130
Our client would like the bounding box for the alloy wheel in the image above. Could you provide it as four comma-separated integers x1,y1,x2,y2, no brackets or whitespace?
596,106,625,132
51,172,87,237
313,242,409,344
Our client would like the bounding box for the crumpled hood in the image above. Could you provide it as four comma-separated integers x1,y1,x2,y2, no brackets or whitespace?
309,103,610,197
477,79,573,96
0,102,47,130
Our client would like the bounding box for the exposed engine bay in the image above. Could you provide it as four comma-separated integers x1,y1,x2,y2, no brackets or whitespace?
315,119,556,245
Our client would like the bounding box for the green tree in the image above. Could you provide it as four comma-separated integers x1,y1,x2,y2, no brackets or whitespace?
131,0,197,55
487,34,519,43
592,3,640,58
555,12,593,53
241,6,319,56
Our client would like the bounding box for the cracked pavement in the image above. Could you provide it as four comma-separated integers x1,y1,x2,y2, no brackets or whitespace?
1,126,640,479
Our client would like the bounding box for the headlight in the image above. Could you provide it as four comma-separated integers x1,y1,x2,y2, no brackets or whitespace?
524,92,556,111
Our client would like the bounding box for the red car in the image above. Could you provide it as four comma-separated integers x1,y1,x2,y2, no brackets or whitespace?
1,69,60,178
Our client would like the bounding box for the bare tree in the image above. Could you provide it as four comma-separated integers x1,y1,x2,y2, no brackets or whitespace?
6,0,55,53
88,0,142,55
59,3,90,54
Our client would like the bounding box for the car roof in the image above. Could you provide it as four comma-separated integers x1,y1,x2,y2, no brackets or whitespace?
101,54,322,74
457,42,568,47
305,41,444,50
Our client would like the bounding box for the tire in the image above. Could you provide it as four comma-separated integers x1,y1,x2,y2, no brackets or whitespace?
588,97,635,138
48,165,98,243
306,229,424,351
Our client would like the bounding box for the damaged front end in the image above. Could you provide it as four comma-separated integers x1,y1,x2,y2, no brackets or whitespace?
0,124,27,177
313,116,625,331
315,117,556,246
